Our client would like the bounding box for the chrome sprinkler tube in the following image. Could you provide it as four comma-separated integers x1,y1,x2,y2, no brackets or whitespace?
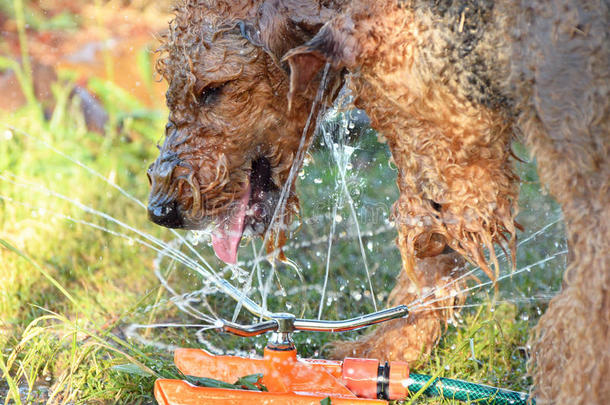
293,305,408,332
217,305,409,342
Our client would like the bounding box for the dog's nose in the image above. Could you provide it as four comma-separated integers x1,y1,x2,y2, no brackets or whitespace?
148,200,183,228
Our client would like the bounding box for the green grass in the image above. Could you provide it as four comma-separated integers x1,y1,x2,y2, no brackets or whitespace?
0,93,177,403
0,7,566,403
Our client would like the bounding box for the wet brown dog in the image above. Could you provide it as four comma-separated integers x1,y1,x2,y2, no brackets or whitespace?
148,1,609,403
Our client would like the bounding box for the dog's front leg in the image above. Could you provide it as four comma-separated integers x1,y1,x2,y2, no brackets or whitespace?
329,250,466,363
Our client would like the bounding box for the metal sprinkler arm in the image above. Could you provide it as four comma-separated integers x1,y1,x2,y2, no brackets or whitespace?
217,305,409,337
219,319,279,337
294,305,409,332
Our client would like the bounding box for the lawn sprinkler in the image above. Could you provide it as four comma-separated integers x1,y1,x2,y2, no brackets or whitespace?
154,305,534,404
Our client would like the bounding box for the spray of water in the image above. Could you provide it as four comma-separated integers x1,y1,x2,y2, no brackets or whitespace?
234,63,333,318
0,170,269,321
1,90,567,351
411,249,567,311
319,106,378,311
409,215,565,310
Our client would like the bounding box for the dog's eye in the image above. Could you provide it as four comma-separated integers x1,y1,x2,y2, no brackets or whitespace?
165,121,175,134
196,84,224,107
146,163,154,185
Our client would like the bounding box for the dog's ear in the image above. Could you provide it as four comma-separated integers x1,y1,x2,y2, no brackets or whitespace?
239,0,333,70
283,17,359,109
283,46,327,110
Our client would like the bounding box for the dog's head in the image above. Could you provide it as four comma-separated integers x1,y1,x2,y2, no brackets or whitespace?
147,0,342,263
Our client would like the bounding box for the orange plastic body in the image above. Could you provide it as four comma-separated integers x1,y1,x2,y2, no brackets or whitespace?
154,347,403,404
388,360,409,399
342,358,379,399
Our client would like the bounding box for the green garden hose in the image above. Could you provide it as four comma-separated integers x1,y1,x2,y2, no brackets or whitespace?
408,373,534,405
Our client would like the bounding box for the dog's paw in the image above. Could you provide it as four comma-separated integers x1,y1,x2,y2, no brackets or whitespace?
326,313,442,363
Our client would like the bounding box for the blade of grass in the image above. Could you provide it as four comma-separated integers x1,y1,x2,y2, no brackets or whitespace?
12,0,34,106
0,352,23,405
0,238,82,312
405,320,488,405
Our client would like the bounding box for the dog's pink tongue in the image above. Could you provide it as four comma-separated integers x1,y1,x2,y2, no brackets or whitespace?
212,185,250,264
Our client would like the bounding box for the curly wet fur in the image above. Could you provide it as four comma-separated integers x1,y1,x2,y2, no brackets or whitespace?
149,1,609,403
504,1,609,402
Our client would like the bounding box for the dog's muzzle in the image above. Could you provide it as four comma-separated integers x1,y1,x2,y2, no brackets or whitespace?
148,199,183,228
147,149,186,229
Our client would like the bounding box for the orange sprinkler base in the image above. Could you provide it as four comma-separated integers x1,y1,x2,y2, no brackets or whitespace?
154,347,408,405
